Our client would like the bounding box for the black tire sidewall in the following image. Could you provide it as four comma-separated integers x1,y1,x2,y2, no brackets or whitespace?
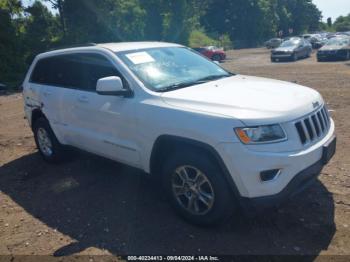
212,54,221,62
33,118,64,163
162,149,236,226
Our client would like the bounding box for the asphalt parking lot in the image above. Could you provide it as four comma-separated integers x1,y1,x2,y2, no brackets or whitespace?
0,48,349,258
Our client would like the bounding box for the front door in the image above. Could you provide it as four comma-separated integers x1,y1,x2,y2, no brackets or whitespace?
57,53,141,167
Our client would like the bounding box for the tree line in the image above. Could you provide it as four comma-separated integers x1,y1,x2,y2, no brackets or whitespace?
0,0,349,87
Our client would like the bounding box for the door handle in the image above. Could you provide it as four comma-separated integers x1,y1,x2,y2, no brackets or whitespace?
77,96,89,103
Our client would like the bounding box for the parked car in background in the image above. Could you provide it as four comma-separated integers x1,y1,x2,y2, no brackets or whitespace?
271,37,312,62
265,38,283,49
309,35,327,49
301,34,313,41
317,36,350,62
193,46,226,62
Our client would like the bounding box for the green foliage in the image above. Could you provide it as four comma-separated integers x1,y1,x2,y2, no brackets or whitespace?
22,1,60,63
0,0,23,86
202,0,322,47
188,30,218,47
61,0,146,43
0,0,335,86
333,14,350,32
189,30,233,50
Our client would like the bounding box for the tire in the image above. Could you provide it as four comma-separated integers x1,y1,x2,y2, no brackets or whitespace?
33,117,66,163
271,57,276,63
346,50,350,61
162,148,236,226
292,52,298,62
212,54,222,62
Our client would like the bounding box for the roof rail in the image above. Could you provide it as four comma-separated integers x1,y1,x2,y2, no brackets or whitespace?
48,43,97,51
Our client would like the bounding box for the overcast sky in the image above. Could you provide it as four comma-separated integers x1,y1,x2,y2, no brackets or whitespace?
313,0,350,21
23,0,350,22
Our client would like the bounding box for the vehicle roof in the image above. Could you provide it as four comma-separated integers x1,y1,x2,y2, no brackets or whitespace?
287,37,302,41
97,42,182,52
37,42,183,58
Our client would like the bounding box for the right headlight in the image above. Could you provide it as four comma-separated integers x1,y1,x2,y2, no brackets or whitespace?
235,124,287,144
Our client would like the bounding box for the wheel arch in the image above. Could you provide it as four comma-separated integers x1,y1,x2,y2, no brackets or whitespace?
31,108,47,129
149,135,241,198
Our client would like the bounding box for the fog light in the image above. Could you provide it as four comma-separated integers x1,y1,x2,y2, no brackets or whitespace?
260,169,281,182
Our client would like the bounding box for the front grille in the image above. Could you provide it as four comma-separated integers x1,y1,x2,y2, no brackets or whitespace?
295,106,330,145
273,51,288,55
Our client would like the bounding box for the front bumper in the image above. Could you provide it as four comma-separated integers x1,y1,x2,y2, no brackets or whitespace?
217,120,335,200
271,53,293,59
317,50,348,61
242,136,336,210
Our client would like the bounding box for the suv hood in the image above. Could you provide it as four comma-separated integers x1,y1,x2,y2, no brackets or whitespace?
319,45,345,51
160,75,323,126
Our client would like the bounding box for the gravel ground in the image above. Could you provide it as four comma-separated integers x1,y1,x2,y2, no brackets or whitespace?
0,48,349,259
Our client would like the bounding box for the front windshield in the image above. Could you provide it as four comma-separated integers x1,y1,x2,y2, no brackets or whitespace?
325,38,350,46
117,47,232,92
280,40,300,47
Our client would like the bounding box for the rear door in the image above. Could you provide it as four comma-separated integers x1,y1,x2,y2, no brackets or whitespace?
60,53,141,167
26,57,66,141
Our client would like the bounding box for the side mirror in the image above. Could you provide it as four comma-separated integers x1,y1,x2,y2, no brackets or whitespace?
96,76,132,97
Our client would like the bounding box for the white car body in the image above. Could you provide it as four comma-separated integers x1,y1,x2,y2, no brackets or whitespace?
23,42,335,205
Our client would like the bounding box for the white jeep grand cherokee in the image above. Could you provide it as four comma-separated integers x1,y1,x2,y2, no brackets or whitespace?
23,42,336,225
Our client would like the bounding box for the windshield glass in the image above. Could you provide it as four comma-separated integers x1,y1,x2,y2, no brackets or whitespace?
280,40,300,47
325,38,350,46
116,47,231,92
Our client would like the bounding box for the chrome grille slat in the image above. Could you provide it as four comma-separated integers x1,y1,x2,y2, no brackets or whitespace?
301,121,311,142
321,108,329,127
317,112,325,132
308,116,317,138
313,115,322,137
294,105,330,145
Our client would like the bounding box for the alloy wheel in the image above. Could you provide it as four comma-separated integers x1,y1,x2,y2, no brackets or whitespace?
37,127,53,157
172,165,215,215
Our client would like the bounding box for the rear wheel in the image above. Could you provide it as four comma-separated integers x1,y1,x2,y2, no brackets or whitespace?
162,149,236,225
33,118,66,163
212,54,222,62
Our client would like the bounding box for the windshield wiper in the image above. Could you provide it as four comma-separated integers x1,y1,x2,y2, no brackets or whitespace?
156,74,232,93
156,81,198,92
194,74,232,84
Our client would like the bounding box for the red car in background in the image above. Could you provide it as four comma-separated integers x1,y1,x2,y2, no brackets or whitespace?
193,46,226,62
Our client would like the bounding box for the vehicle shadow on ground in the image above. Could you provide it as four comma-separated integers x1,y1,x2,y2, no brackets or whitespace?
0,152,336,256
272,56,312,64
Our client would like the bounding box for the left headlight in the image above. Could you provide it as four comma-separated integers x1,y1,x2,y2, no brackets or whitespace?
235,124,287,144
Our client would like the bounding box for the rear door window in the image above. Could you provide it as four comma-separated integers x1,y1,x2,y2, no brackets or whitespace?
30,53,121,91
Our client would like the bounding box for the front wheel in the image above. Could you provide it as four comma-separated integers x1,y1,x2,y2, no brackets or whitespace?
292,52,298,61
162,149,236,225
